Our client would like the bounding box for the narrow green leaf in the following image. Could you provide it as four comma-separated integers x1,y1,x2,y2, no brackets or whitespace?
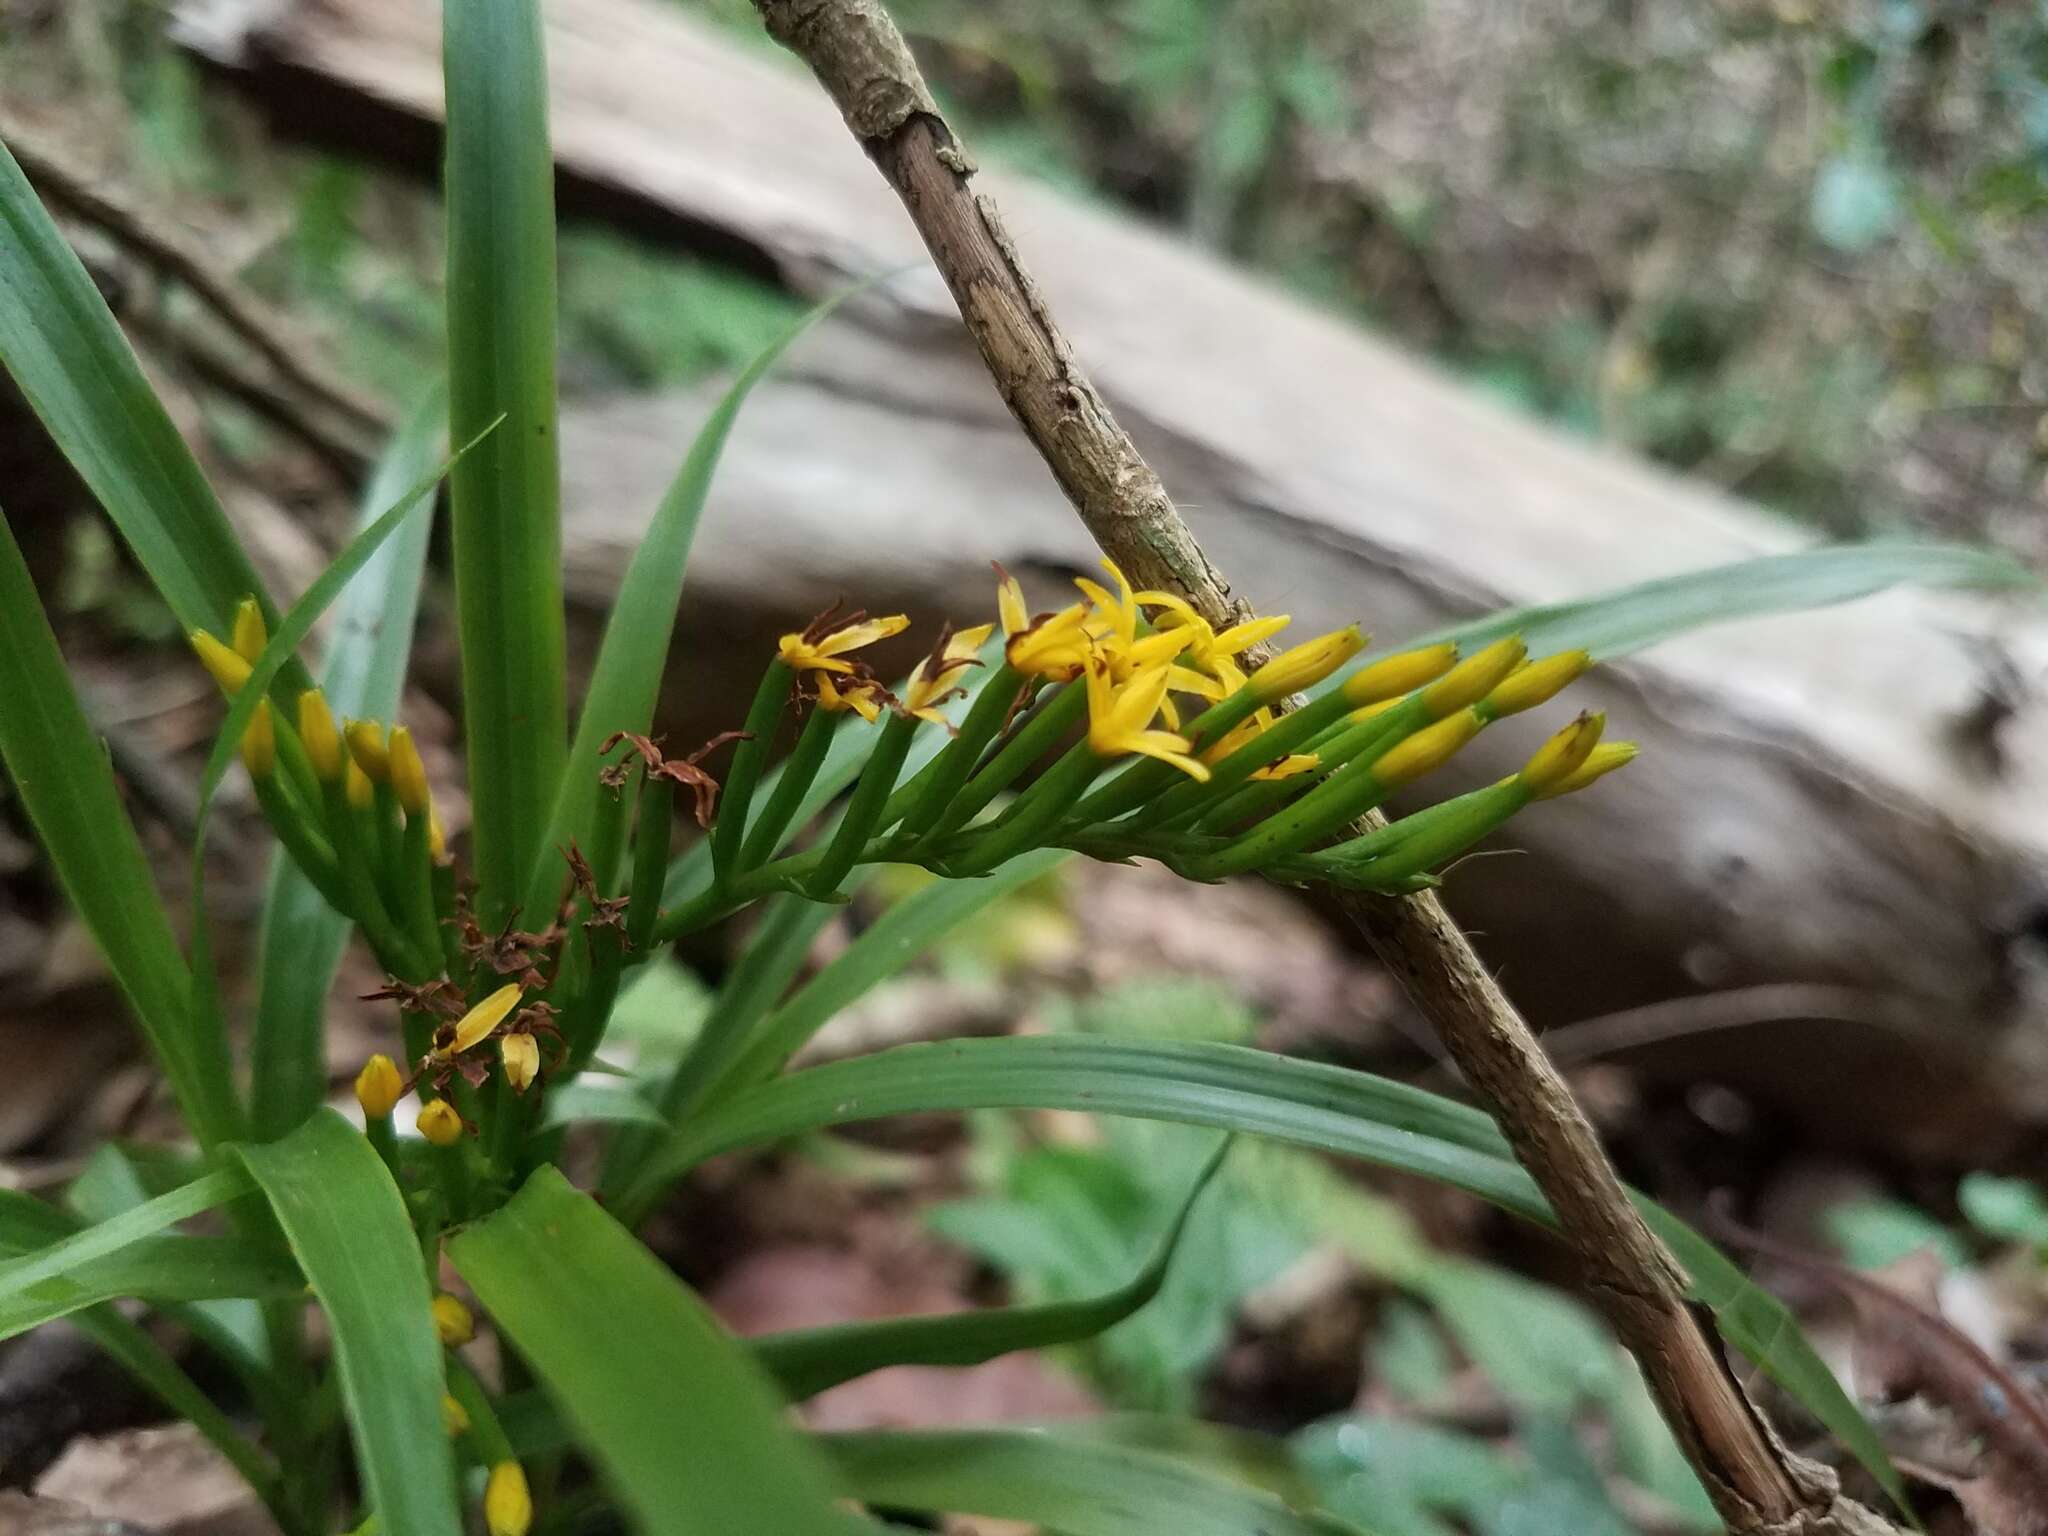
234,1111,462,1536
527,291,854,919
449,1166,862,1536
644,1036,1907,1516
819,1427,1373,1536
1401,543,2033,661
0,1187,299,1343
756,1135,1227,1400
252,386,445,1139
0,1168,251,1313
726,850,1070,1090
0,508,232,1142
541,1080,670,1130
0,139,290,671
444,0,569,926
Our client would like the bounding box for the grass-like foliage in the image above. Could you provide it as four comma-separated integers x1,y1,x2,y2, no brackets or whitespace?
0,6,2022,1529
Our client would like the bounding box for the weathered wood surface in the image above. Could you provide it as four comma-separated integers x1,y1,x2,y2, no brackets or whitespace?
175,0,2048,1137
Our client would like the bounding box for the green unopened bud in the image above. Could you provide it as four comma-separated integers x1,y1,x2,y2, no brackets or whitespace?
1483,650,1591,718
1518,711,1605,794
1250,625,1367,702
1533,739,1637,799
1421,636,1525,718
1374,707,1483,787
1342,642,1459,706
231,597,268,664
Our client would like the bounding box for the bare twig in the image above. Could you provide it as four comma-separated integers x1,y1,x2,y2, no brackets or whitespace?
750,3,1902,1530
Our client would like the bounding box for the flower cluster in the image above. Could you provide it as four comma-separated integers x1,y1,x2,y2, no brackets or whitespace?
195,567,1634,1166
650,561,1635,940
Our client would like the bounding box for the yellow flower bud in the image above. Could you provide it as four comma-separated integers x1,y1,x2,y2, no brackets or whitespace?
450,984,524,1054
1518,711,1605,794
442,1393,470,1436
354,1054,404,1120
240,699,276,779
1341,642,1459,707
501,1032,539,1093
417,1099,463,1147
231,597,268,664
432,1293,475,1348
299,691,343,782
344,756,375,812
389,726,430,817
1483,650,1592,719
1420,636,1526,718
191,631,253,695
485,1461,533,1536
1533,739,1637,800
428,807,447,862
1249,625,1368,702
1373,708,1483,788
345,720,391,783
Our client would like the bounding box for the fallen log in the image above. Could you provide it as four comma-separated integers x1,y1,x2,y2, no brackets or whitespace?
173,0,2048,1145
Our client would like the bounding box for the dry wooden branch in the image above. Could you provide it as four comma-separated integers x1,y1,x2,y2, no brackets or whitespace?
750,1,1903,1530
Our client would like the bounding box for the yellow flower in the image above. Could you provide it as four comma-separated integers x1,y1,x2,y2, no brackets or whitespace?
190,631,253,695
240,700,276,778
448,984,524,1055
1252,753,1320,781
416,1099,463,1147
1083,658,1209,781
1135,590,1291,679
299,691,343,781
432,1294,475,1348
1420,636,1526,718
777,610,910,675
813,670,885,723
485,1462,533,1536
998,566,1095,682
1341,643,1459,707
442,1393,470,1437
501,1032,540,1093
231,597,268,665
1248,626,1367,702
903,624,994,724
345,720,391,783
353,1054,403,1120
1484,650,1592,718
1517,711,1604,793
1373,708,1483,787
1533,739,1637,800
389,726,430,817
1073,558,1140,650
427,806,447,862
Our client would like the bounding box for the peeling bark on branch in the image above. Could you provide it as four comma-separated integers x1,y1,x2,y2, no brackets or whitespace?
749,1,1906,1530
